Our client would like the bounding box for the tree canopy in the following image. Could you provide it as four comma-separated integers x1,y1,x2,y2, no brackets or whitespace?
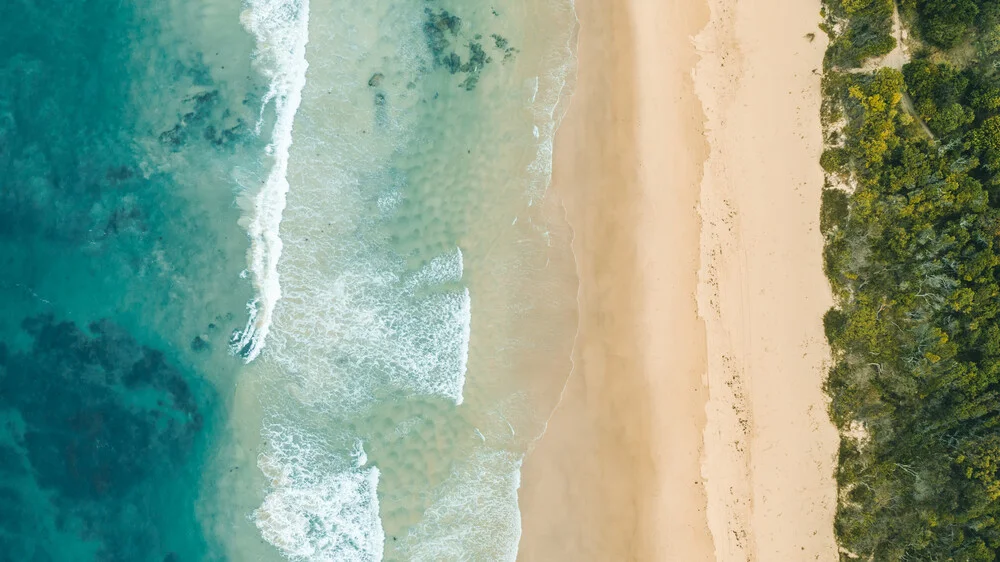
822,2,1000,559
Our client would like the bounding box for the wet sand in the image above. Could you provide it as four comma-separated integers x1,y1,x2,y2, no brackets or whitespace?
517,0,713,559
517,0,839,560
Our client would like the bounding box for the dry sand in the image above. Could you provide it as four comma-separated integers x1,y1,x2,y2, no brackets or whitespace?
517,0,840,560
695,0,840,559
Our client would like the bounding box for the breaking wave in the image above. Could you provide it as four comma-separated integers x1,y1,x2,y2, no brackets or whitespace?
254,426,384,562
232,0,310,362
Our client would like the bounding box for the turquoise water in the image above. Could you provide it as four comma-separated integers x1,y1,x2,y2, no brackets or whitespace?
0,0,577,559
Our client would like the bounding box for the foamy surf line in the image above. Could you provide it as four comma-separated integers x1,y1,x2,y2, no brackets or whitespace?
266,246,471,410
254,426,385,561
232,0,310,362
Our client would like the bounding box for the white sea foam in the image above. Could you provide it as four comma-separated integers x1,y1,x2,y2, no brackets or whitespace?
403,247,465,291
397,448,523,561
266,245,470,410
254,426,385,562
524,11,578,204
235,0,578,558
232,0,310,362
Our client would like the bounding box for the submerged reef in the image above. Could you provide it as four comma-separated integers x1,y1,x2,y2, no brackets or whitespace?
0,315,208,560
421,8,518,91
1,0,258,558
0,48,256,257
159,88,251,151
491,33,519,63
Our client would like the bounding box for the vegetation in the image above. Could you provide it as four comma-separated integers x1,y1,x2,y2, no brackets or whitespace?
824,0,897,69
906,0,1000,49
822,0,1000,559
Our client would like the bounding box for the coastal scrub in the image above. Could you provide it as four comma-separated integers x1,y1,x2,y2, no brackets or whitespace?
821,0,1000,558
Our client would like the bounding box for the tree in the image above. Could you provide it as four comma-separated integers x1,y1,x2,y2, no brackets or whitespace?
822,4,1000,556
917,0,980,48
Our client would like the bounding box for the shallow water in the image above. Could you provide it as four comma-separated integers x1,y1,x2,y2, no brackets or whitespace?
0,0,578,559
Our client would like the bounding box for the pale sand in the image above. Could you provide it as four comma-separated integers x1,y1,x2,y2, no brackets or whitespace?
518,0,840,560
695,0,839,559
517,0,712,559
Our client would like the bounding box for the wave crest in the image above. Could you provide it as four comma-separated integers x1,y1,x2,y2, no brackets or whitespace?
254,426,384,561
232,0,310,362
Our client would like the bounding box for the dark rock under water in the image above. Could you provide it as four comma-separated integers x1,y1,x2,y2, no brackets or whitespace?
421,7,518,91
0,0,263,559
0,315,209,560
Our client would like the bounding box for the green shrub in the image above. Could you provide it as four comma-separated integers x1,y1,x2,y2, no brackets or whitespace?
826,0,896,67
822,1,1000,558
916,0,980,48
820,147,850,173
821,188,851,234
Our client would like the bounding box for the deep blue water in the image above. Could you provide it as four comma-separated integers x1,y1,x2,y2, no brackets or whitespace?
0,0,265,558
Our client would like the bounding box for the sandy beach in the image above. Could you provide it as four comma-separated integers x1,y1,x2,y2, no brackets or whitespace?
517,0,840,559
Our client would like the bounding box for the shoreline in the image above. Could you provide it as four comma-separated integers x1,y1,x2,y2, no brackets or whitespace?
516,0,714,558
518,0,840,560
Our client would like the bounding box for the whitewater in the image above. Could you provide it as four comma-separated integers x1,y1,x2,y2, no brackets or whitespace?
233,0,310,362
209,0,581,559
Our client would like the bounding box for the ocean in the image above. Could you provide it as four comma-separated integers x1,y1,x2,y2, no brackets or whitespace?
0,0,578,559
